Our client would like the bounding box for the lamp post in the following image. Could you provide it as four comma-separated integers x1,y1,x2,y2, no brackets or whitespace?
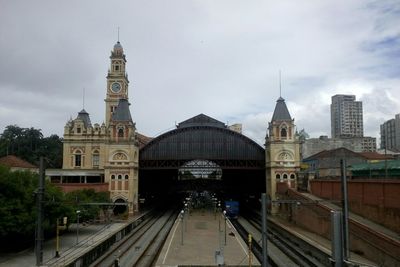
223,210,227,246
212,197,217,219
180,210,184,245
184,203,188,231
218,202,221,232
76,210,81,245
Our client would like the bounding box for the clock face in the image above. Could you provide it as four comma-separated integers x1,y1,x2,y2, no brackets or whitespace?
111,82,121,93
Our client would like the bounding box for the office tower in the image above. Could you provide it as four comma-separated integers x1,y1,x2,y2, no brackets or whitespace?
331,94,364,138
380,114,400,151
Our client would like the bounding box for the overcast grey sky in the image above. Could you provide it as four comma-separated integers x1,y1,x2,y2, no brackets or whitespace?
1,0,399,145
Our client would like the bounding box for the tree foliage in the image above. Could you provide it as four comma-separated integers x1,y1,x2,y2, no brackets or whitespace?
0,166,109,251
0,125,62,168
65,189,110,222
0,166,75,249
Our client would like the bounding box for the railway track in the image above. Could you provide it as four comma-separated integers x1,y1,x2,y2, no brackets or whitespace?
90,209,177,267
232,210,330,267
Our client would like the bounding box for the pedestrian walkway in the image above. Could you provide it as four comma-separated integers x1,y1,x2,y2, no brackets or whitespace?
156,209,259,266
270,216,377,266
0,221,127,267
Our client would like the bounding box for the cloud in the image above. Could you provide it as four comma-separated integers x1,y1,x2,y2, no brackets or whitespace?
0,0,399,147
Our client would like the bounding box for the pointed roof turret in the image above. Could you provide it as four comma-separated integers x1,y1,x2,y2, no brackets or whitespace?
76,109,92,127
111,99,133,122
271,97,292,121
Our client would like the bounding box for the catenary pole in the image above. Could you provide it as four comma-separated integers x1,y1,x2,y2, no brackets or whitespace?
340,159,350,260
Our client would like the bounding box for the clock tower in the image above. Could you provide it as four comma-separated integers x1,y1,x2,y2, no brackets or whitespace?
265,97,301,214
105,41,129,125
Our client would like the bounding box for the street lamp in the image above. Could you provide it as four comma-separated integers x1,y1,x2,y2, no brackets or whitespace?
218,202,221,232
184,203,188,231
223,210,227,246
76,210,81,245
180,210,184,245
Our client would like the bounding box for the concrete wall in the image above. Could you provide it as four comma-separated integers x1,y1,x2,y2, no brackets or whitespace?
310,179,400,233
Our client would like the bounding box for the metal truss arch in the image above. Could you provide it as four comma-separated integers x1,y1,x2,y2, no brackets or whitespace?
140,115,265,170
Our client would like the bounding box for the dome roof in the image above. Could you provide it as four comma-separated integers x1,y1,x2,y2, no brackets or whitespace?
114,41,123,52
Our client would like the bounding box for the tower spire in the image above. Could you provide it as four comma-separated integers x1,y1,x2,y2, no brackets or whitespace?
117,27,120,42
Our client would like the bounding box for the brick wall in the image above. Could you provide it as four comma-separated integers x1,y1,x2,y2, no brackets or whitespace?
310,179,400,233
55,183,109,193
277,189,400,265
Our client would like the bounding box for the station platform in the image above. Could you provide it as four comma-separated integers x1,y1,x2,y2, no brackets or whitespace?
0,220,129,267
156,209,260,267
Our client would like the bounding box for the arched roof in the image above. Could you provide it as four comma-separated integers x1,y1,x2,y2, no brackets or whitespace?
140,114,265,169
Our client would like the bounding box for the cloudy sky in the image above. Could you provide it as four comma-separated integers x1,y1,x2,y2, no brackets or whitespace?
1,0,399,145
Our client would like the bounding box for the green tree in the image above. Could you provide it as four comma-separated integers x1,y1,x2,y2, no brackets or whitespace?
0,166,71,251
65,189,110,222
0,125,63,168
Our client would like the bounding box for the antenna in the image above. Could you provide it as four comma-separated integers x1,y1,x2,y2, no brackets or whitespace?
279,70,282,97
82,88,85,109
117,27,120,42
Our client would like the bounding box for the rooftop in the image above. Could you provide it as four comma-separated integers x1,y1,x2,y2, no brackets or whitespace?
0,155,37,169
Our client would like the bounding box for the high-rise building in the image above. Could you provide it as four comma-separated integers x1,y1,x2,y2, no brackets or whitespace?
380,114,400,151
331,94,364,138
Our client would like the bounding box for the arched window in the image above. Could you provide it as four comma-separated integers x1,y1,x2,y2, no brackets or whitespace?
281,128,287,138
290,174,296,179
283,174,288,179
276,174,281,179
118,174,122,180
118,128,124,137
125,175,129,180
111,175,115,180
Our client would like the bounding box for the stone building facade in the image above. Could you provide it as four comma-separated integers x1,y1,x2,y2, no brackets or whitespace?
265,97,301,214
48,41,139,214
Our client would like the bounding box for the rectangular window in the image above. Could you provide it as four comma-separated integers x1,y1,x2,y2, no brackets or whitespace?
93,154,99,167
75,155,82,167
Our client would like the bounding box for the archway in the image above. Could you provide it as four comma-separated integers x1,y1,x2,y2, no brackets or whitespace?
113,198,127,215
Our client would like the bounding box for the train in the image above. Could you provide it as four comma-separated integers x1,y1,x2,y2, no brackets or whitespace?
224,200,239,219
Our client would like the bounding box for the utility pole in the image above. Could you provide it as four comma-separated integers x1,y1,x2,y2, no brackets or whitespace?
35,157,45,266
340,159,350,261
331,210,344,267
